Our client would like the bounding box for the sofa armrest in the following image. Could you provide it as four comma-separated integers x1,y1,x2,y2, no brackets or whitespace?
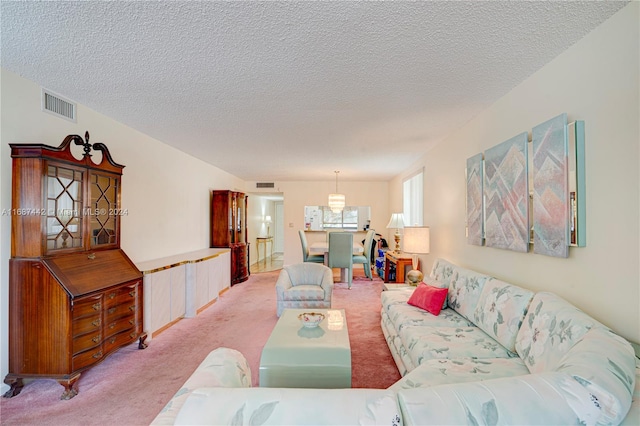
150,348,251,425
320,266,334,302
275,269,293,300
397,372,601,426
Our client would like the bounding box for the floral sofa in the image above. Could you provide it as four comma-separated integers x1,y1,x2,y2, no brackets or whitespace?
151,258,638,425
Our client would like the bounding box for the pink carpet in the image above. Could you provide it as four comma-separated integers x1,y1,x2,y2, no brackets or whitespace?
0,268,400,425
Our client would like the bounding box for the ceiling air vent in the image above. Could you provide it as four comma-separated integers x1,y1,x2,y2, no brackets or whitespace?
256,182,275,189
42,88,77,122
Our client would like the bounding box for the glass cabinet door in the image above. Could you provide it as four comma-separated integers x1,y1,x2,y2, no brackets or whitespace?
89,172,120,248
45,164,84,252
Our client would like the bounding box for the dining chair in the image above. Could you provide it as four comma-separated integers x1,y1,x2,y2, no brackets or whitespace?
328,232,353,289
353,229,375,280
299,230,324,263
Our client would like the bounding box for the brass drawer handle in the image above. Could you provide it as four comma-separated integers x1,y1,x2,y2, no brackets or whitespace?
129,305,136,311
108,308,116,314
129,319,135,325
108,293,116,299
129,291,136,297
92,351,103,359
87,253,96,260
91,319,101,327
109,337,116,344
92,302,101,311
92,335,101,343
129,332,137,339
109,323,116,329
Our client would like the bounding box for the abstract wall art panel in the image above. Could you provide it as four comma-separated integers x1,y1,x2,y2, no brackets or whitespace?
483,132,529,252
466,153,484,246
531,113,569,258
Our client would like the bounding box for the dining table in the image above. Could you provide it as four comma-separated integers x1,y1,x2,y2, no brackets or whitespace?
309,241,364,282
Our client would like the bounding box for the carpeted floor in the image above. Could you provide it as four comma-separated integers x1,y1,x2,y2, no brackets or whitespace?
0,268,400,425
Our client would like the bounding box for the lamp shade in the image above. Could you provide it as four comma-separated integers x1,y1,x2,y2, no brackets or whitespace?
265,215,272,223
328,170,345,213
328,193,345,213
386,213,405,229
403,226,430,254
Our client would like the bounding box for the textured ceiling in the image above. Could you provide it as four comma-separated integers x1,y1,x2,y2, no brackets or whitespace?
0,1,627,182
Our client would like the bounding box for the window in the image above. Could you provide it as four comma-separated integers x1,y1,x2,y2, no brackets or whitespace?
322,206,358,230
403,169,424,226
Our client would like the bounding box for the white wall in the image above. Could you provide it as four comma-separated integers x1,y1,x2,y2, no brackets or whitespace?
390,3,639,343
0,69,246,393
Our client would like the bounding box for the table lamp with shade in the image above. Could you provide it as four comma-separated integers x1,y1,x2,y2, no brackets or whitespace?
403,226,430,285
386,213,405,253
264,215,272,236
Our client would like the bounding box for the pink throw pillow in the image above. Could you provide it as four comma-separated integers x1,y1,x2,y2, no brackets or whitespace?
407,283,448,316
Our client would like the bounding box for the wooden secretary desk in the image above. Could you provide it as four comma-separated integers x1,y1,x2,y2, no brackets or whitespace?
4,132,146,400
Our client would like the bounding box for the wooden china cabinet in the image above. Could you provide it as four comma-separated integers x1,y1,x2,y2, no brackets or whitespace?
4,132,146,400
210,190,249,285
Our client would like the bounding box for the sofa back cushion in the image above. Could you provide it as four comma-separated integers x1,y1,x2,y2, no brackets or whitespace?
515,292,601,374
284,263,331,287
442,263,490,323
473,278,534,354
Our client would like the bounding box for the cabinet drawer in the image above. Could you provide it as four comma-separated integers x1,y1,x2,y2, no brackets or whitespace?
104,329,138,354
73,346,104,371
105,315,136,338
73,295,103,319
105,301,137,322
72,330,102,355
104,282,140,307
73,314,102,337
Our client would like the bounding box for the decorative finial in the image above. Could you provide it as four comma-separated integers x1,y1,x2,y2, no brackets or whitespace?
82,131,92,156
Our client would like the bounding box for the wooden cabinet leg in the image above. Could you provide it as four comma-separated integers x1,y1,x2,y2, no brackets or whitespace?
58,375,80,400
138,333,148,349
2,377,24,398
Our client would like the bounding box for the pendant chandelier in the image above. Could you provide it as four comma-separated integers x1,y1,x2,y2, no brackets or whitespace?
328,171,345,213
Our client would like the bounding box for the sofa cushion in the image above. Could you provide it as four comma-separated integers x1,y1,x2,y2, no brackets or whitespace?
399,325,516,367
175,388,402,426
423,276,448,309
446,265,490,323
515,292,602,374
282,285,325,301
430,258,457,287
397,372,602,426
473,278,534,354
407,283,448,316
390,357,529,390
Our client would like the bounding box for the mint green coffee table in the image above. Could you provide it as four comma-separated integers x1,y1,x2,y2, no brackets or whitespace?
259,308,351,388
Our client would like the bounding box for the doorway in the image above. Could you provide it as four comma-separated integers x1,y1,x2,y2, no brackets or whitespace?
248,192,283,273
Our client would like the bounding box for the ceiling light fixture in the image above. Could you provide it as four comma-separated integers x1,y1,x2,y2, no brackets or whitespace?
328,171,345,213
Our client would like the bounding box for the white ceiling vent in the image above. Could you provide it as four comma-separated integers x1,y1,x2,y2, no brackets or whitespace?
256,182,275,188
42,88,77,122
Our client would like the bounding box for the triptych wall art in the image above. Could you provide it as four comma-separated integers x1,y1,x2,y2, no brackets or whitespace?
465,113,586,258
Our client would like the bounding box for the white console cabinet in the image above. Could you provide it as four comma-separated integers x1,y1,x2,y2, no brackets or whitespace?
137,248,230,339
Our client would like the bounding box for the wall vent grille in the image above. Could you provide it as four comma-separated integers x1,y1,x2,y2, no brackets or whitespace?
42,88,77,122
256,182,275,188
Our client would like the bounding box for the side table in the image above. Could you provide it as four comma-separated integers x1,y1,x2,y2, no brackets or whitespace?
382,283,413,291
384,251,414,283
256,236,274,263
